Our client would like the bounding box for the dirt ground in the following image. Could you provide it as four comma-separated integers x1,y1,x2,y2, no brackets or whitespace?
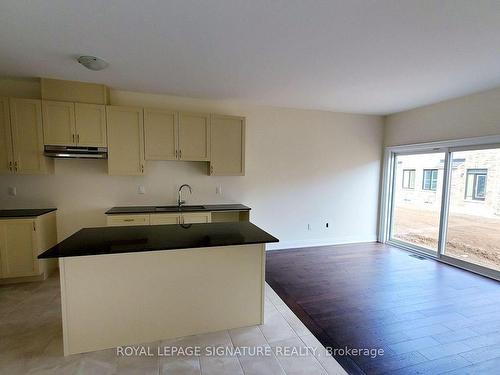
393,207,500,271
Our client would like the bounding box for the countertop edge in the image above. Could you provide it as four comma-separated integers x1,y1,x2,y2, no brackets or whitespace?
0,208,57,218
105,205,251,215
38,238,279,259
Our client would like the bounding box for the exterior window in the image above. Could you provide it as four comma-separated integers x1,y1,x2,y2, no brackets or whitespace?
465,169,487,201
402,169,416,189
422,169,438,191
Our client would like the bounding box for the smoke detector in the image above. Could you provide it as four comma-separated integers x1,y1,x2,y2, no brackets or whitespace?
77,56,108,71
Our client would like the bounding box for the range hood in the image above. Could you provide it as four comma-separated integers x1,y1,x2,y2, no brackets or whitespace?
44,145,108,159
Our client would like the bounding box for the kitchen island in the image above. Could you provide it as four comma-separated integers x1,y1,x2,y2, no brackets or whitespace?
39,222,278,355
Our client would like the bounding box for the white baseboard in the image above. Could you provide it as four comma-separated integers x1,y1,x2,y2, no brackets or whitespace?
266,235,378,251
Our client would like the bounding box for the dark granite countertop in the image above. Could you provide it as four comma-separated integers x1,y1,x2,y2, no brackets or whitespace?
0,209,57,218
105,204,251,215
39,221,278,259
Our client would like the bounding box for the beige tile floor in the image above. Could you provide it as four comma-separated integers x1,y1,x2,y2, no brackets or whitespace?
0,273,346,375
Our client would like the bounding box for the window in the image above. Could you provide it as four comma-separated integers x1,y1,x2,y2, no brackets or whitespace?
465,169,487,201
402,169,416,189
422,169,438,191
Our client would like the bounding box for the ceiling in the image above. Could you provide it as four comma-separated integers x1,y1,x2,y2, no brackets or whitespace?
1,0,500,115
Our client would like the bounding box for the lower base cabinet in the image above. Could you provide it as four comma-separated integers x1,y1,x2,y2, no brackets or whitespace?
108,212,212,226
0,212,57,281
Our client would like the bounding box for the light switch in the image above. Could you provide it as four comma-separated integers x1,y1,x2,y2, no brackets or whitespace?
8,186,16,196
138,186,146,194
216,185,222,195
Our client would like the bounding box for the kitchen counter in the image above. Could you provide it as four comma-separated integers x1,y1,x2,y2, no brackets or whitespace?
48,221,277,355
105,204,250,215
39,221,277,259
0,208,57,218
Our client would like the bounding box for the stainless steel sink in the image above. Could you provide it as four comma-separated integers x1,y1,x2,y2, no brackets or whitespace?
154,205,205,212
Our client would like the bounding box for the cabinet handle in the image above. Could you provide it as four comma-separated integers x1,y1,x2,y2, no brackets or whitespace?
175,150,178,158
72,134,75,143
77,134,80,143
14,161,18,172
141,164,144,173
179,150,182,159
123,219,134,222
210,165,214,175
8,161,12,172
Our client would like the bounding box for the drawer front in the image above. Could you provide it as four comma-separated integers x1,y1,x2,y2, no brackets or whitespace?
106,215,150,226
150,213,180,225
181,212,211,224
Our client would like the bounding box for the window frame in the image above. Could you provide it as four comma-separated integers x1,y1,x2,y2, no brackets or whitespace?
422,169,438,191
465,169,487,201
402,169,416,189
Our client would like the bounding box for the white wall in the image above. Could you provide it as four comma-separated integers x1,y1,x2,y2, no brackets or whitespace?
0,86,383,249
385,86,500,146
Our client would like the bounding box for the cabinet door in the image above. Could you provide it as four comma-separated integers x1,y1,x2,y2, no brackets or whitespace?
106,106,145,175
10,99,49,174
42,100,76,145
210,115,245,176
106,215,150,226
150,213,180,225
75,103,107,147
181,212,211,224
144,108,177,160
178,112,210,161
0,98,14,173
0,220,37,278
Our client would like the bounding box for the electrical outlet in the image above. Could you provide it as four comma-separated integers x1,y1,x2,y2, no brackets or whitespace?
8,187,16,196
138,186,146,194
216,185,222,195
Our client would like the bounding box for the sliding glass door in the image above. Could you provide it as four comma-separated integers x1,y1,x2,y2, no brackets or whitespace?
384,141,500,279
390,152,445,255
444,148,500,272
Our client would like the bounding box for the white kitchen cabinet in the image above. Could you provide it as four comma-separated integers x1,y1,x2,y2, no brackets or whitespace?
0,212,57,281
106,106,145,175
42,100,107,147
178,112,210,161
210,114,245,176
8,98,53,174
144,108,177,160
108,212,213,226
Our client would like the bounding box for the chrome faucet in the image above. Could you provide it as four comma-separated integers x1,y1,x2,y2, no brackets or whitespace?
177,184,192,207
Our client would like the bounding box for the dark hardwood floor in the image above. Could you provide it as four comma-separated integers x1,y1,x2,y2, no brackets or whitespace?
265,242,500,375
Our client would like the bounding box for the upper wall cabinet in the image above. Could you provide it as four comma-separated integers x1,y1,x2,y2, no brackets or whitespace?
42,100,106,147
42,101,75,145
144,108,177,160
210,114,245,176
178,112,210,161
5,98,53,174
106,106,145,175
75,103,107,147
